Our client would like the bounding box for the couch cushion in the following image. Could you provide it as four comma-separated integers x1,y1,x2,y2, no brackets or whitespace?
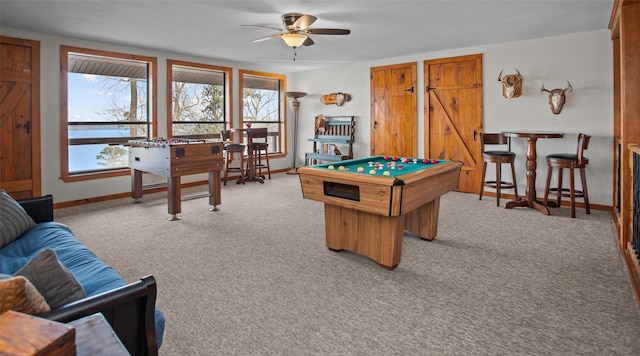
15,248,86,309
0,276,51,315
0,190,36,248
0,222,127,297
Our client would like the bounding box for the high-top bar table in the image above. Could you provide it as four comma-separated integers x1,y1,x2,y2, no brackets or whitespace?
502,131,564,215
230,127,264,183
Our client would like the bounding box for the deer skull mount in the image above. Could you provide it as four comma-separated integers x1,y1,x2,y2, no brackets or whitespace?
497,68,522,99
540,81,572,114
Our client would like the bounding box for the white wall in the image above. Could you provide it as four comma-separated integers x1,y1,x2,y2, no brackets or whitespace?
289,29,613,206
2,27,613,206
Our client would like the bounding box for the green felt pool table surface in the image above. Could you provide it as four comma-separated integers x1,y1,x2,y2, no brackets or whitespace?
311,155,446,177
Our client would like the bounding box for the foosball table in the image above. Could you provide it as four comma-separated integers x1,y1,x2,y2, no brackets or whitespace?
128,138,224,220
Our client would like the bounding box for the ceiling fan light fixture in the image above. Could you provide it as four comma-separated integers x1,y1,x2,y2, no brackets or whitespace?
281,33,308,48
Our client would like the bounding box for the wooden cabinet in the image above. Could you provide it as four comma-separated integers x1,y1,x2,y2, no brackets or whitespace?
609,0,640,303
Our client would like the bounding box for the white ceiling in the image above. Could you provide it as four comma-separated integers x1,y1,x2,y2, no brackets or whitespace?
0,0,614,73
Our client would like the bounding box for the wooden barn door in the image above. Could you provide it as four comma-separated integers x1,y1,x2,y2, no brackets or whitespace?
370,62,417,157
0,36,41,199
424,54,483,193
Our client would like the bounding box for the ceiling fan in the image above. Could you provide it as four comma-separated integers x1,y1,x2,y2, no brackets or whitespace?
242,13,351,49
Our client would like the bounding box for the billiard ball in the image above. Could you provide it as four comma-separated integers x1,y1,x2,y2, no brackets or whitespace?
383,171,391,176
383,155,389,161
338,166,346,170
423,159,429,164
431,159,437,164
357,167,364,173
369,169,377,175
328,165,335,169
392,156,398,161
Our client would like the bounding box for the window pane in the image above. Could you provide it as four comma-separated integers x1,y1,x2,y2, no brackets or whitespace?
69,124,148,139
242,74,280,122
170,63,228,138
69,144,130,173
173,123,224,137
240,71,285,156
68,55,148,123
64,48,153,176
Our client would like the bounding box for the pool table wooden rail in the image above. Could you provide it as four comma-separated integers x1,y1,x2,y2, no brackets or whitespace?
297,161,462,216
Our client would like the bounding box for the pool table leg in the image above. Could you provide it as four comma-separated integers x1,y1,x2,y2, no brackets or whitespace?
324,204,404,269
404,198,440,241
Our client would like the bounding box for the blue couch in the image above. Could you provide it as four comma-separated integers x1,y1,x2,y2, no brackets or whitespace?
0,194,165,355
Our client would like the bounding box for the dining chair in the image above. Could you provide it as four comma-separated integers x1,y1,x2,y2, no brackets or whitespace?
479,132,518,206
220,130,246,185
246,128,271,180
543,133,591,218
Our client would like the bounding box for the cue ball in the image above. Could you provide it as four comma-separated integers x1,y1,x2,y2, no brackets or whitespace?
328,165,335,169
357,167,364,172
383,171,391,176
369,170,377,175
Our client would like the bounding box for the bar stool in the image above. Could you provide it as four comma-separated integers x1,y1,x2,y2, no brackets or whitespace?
247,128,271,180
479,132,518,206
220,130,246,185
543,133,591,218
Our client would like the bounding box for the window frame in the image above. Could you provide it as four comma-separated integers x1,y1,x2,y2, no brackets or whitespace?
59,45,157,182
167,60,232,139
239,69,287,159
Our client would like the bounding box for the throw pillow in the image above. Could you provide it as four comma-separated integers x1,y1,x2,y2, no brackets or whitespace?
0,276,51,315
0,189,36,248
15,248,86,309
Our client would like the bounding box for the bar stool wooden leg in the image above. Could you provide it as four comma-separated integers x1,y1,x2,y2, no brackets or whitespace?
569,168,576,218
495,162,502,206
543,166,553,207
479,162,488,200
580,167,590,214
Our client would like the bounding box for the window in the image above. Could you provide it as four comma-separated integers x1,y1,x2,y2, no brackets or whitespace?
168,60,231,139
240,70,286,157
60,46,157,181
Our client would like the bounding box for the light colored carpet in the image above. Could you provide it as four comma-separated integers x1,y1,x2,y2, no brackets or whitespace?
55,174,640,355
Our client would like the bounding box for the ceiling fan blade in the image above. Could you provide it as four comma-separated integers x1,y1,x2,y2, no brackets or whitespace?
302,37,315,46
241,24,283,32
304,28,351,35
252,33,283,43
293,14,317,29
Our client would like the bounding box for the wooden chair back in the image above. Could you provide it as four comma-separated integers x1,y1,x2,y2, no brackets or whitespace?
481,133,511,152
576,133,591,165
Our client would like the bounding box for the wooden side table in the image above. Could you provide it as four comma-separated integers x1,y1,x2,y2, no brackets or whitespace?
0,311,129,356
0,310,75,355
69,313,129,356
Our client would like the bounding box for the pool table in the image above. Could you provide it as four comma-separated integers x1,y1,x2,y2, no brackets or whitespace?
297,155,462,269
